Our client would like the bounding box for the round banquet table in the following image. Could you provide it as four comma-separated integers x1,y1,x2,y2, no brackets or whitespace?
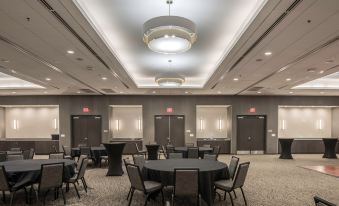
174,147,213,158
143,159,229,206
279,138,294,159
103,143,126,176
71,146,107,165
146,144,160,160
0,159,75,190
322,138,338,159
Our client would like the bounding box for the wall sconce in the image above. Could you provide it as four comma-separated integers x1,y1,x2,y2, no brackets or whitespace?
13,120,19,130
281,120,286,130
199,119,204,131
218,118,223,131
137,118,142,131
116,119,120,131
316,119,323,130
54,118,58,130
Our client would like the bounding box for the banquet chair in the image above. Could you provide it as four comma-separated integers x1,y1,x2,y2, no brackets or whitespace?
204,154,217,161
314,196,336,206
66,158,89,198
0,165,29,206
133,154,146,171
172,168,200,206
202,144,211,148
6,154,23,161
185,143,194,147
166,146,175,155
99,150,108,168
22,149,31,160
214,162,250,206
76,155,87,173
125,164,164,206
80,147,95,165
135,143,147,158
212,146,220,159
28,148,35,159
0,152,6,162
9,148,21,152
49,153,65,159
224,156,239,199
187,147,199,159
159,145,167,159
61,145,72,159
31,163,65,205
168,153,183,159
123,158,134,200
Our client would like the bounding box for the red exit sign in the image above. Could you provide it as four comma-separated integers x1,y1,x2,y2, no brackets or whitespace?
83,107,90,113
166,107,173,113
249,107,256,113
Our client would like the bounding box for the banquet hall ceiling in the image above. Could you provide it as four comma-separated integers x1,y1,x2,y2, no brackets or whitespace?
0,0,339,96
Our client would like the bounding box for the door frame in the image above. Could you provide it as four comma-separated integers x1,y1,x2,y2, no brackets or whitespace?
154,115,185,146
71,115,102,147
236,115,267,154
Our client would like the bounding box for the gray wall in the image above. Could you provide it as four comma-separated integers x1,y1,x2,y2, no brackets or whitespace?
0,95,339,153
0,108,5,138
332,108,339,138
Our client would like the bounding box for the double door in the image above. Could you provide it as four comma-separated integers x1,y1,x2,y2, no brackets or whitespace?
71,115,102,147
237,115,266,154
154,115,185,147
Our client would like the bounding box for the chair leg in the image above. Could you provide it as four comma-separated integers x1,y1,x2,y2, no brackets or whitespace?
240,187,248,206
81,178,87,193
128,189,134,206
144,193,150,206
224,191,226,201
228,192,234,206
233,190,237,199
43,189,50,205
73,183,80,199
126,187,131,200
82,178,88,190
2,191,5,203
9,191,15,206
60,187,66,205
161,189,165,206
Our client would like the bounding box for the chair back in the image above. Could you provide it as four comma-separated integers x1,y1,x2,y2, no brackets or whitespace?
10,148,21,151
77,155,87,171
62,145,71,156
168,153,183,159
22,149,31,159
314,196,337,206
0,166,10,191
126,164,145,191
6,154,23,161
52,145,58,153
135,143,143,152
0,152,7,162
166,146,175,154
174,168,199,197
187,147,199,159
49,152,64,159
204,154,217,161
202,144,210,148
28,148,35,159
185,143,194,147
80,146,92,157
38,163,64,191
232,162,250,189
161,145,167,158
77,158,88,179
133,155,145,170
229,156,239,179
212,146,220,157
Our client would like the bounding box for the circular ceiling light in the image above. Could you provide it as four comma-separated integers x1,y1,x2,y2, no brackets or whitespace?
155,74,185,87
143,0,197,54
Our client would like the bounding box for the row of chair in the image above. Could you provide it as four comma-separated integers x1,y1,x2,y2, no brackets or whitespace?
0,149,35,162
0,155,89,205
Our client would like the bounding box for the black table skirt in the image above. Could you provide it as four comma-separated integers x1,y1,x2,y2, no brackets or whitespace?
174,147,213,158
322,138,338,159
146,145,160,160
143,159,229,206
71,147,107,165
104,143,126,176
0,159,75,190
279,139,294,159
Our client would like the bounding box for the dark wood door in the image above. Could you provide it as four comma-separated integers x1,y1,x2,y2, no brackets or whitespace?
71,115,102,147
154,115,185,146
237,115,266,154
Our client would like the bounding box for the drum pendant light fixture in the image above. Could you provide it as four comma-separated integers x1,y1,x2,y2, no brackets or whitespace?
143,0,197,54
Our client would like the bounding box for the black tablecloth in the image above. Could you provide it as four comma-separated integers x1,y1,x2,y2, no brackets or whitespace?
71,146,107,164
322,138,338,159
143,159,229,206
0,159,75,190
279,139,294,159
146,144,160,160
174,147,213,158
104,143,126,176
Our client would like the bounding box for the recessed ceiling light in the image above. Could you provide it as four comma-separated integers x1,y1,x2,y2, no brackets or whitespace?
264,51,272,56
11,91,16,94
319,70,324,74
11,70,17,74
233,78,239,81
101,77,107,80
286,78,291,81
44,91,48,94
185,91,189,94
320,91,325,94
257,91,262,94
76,91,81,94
152,91,156,94
217,91,221,94
119,91,124,94
289,91,293,94
67,50,75,54
45,78,51,81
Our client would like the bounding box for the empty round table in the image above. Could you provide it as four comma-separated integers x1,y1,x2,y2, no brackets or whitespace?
279,138,294,159
103,143,126,176
174,147,213,158
143,159,228,206
0,159,75,189
146,144,160,160
322,138,338,159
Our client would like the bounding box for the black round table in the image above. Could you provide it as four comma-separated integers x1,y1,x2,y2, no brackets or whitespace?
0,159,75,190
279,138,294,159
143,159,228,206
322,138,338,159
174,147,213,158
103,143,126,176
146,144,160,160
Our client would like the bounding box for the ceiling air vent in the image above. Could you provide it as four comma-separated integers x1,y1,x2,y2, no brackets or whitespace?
247,86,264,92
79,89,95,94
101,88,116,94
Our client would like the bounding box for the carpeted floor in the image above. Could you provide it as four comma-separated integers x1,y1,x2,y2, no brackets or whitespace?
7,154,339,206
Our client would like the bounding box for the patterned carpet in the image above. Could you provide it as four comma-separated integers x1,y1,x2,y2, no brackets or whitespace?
7,154,339,206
